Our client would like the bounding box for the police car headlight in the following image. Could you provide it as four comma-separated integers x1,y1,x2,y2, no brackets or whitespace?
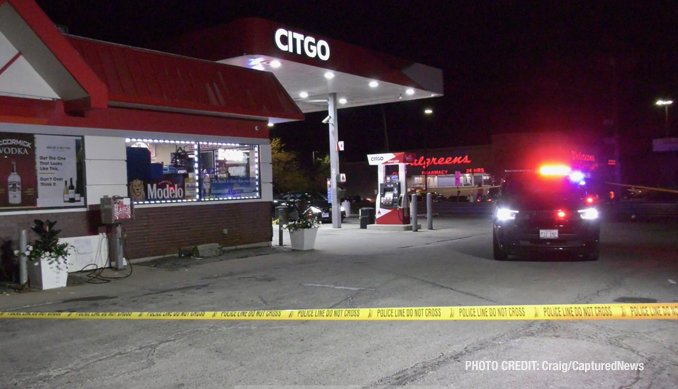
496,208,519,221
578,208,599,220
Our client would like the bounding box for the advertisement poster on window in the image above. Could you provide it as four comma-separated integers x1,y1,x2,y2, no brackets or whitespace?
0,133,37,208
35,135,83,207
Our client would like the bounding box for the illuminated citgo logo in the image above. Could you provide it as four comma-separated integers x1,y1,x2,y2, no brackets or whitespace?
274,28,330,61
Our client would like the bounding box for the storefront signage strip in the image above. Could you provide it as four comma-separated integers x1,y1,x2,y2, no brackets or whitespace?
411,155,471,169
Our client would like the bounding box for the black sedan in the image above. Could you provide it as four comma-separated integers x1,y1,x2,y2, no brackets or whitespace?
275,190,346,223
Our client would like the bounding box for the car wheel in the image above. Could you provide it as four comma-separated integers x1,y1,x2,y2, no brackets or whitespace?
493,232,508,261
586,242,600,261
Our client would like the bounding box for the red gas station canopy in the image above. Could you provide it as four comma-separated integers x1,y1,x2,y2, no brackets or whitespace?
151,18,444,122
367,152,417,165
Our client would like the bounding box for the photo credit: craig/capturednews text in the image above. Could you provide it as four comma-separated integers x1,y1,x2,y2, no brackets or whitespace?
465,360,644,373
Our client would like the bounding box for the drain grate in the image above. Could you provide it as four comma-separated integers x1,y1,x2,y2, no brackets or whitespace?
614,297,658,304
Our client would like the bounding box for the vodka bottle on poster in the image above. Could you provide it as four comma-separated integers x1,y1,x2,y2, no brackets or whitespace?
68,177,75,203
8,161,21,205
63,180,69,202
74,179,81,202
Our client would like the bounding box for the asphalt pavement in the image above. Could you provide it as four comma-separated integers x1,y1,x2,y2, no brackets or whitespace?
2,215,678,388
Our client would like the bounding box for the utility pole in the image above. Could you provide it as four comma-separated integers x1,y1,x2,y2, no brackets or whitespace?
381,105,389,152
610,57,622,198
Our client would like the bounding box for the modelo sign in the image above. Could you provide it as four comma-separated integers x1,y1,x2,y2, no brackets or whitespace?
274,28,330,61
146,179,184,200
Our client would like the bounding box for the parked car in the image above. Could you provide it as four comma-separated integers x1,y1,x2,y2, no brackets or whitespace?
479,187,500,202
271,186,286,214
448,195,470,202
412,191,447,203
280,190,346,223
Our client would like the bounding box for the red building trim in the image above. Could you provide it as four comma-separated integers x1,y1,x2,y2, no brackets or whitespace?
0,96,270,138
0,52,21,76
152,17,430,90
67,36,304,122
1,0,108,111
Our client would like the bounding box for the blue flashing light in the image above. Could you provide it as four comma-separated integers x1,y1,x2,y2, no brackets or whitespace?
569,171,585,182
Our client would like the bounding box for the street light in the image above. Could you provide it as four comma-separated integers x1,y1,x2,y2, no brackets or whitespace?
656,99,673,137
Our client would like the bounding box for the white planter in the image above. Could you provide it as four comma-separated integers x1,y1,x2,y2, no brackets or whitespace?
288,228,319,250
27,257,68,290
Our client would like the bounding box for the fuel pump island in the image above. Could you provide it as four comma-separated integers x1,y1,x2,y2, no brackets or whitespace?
367,152,418,230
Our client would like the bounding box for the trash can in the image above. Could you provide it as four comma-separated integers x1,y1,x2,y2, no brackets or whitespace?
359,207,375,229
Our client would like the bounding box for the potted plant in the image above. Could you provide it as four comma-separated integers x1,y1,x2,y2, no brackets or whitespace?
284,193,321,250
15,219,73,290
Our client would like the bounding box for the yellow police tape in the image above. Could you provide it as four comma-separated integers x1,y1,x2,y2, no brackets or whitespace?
1,303,678,321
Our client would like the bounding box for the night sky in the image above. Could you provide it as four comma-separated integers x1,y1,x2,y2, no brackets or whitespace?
35,0,678,167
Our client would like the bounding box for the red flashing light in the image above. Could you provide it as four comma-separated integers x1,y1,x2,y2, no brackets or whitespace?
557,210,566,218
586,196,594,204
539,165,571,176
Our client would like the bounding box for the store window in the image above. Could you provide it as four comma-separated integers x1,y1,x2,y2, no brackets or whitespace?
1,132,85,210
125,138,260,204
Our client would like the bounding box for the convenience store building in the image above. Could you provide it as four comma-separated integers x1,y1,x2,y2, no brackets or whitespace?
0,0,443,267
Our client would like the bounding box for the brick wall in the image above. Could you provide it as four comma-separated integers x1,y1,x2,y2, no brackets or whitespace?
0,211,91,240
0,202,272,260
122,202,272,259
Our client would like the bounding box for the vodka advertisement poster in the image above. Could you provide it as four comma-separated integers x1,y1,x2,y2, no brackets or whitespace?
0,132,37,208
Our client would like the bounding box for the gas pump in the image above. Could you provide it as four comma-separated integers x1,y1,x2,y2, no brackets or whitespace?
100,196,133,269
367,152,416,225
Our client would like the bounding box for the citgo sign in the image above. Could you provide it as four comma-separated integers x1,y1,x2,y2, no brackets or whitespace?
274,28,330,61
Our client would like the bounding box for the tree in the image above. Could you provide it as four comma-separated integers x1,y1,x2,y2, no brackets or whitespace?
311,154,331,192
270,138,310,192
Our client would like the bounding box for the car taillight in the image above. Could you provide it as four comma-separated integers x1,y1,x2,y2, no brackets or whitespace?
556,210,566,219
585,196,595,205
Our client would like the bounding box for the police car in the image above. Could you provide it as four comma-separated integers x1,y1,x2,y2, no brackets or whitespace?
492,166,601,261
